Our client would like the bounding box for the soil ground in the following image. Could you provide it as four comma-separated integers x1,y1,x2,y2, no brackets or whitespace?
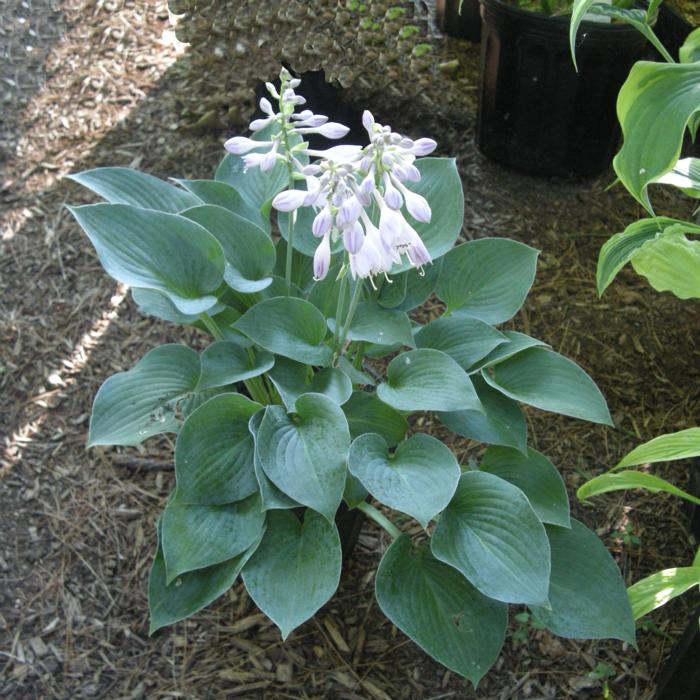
1,1,699,699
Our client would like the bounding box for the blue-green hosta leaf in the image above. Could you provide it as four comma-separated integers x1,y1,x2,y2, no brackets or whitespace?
88,344,200,446
174,179,269,231
328,302,415,348
197,341,274,391
131,288,226,325
439,375,527,453
432,471,551,606
577,470,700,507
337,356,375,386
342,391,408,446
595,217,689,295
657,158,700,198
530,520,635,644
415,315,507,370
267,357,352,411
278,204,344,257
628,567,700,620
468,330,548,371
343,473,369,509
616,428,700,468
234,297,333,366
614,60,700,212
180,205,275,294
377,349,483,413
631,229,700,299
68,166,200,213
175,393,262,505
248,411,300,511
68,203,224,314
680,27,700,64
348,433,460,527
149,520,262,634
162,492,266,582
480,446,570,527
242,509,341,639
375,536,508,686
379,260,443,312
256,394,350,521
482,347,613,426
436,239,539,322
275,239,315,291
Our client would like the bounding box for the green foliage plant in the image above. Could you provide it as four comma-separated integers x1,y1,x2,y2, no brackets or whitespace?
69,68,634,685
571,1,700,620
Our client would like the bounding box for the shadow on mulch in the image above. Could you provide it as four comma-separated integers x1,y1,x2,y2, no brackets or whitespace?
1,2,699,699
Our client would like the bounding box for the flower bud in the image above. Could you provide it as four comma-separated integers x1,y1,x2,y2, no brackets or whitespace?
362,110,375,132
404,190,431,223
312,207,333,237
259,97,275,116
343,221,364,254
336,195,363,229
313,235,332,281
314,122,350,139
379,205,405,247
383,175,403,210
260,148,278,172
224,136,265,155
249,117,273,131
272,188,308,212
411,138,437,156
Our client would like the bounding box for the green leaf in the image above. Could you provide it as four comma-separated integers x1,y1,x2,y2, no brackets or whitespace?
680,27,700,64
628,567,700,620
436,239,539,322
68,203,224,314
482,347,613,426
267,357,352,411
162,493,266,582
275,239,315,290
657,158,700,198
149,520,261,634
614,61,700,212
343,473,369,509
379,261,443,312
616,428,700,468
569,1,597,71
343,391,408,446
68,166,200,213
439,375,527,453
307,263,345,316
248,411,300,511
175,393,261,505
88,344,200,446
631,229,700,299
432,471,551,606
197,341,274,391
337,356,375,386
480,446,570,527
530,520,636,644
577,470,700,507
278,204,343,257
174,178,268,231
375,536,508,685
242,509,341,639
415,315,507,370
132,288,225,325
234,297,333,366
469,330,548,371
180,205,275,294
256,394,350,521
596,217,687,295
348,433,460,527
328,302,414,347
377,349,483,413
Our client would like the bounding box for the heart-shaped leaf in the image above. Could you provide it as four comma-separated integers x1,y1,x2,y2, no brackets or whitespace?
242,509,341,639
162,492,266,582
234,297,333,366
482,347,613,426
348,433,460,527
197,341,274,391
469,330,548,371
175,393,261,505
132,288,226,325
149,520,262,634
68,203,224,314
480,446,570,527
88,344,200,446
415,315,507,370
439,375,527,453
267,357,352,411
437,239,539,322
328,302,414,347
378,260,443,312
432,471,551,606
375,536,508,685
377,349,483,413
530,520,635,644
342,391,408,446
181,204,275,294
69,166,200,213
256,394,350,521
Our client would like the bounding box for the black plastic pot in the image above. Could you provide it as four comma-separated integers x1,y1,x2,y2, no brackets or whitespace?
476,0,648,177
655,3,694,61
436,0,482,42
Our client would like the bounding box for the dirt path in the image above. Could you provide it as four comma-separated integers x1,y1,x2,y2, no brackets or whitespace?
1,2,698,698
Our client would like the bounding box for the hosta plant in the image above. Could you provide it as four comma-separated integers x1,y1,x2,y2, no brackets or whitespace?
69,69,634,685
571,4,700,618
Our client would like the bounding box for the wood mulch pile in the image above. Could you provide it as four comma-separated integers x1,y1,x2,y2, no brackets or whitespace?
1,1,698,698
